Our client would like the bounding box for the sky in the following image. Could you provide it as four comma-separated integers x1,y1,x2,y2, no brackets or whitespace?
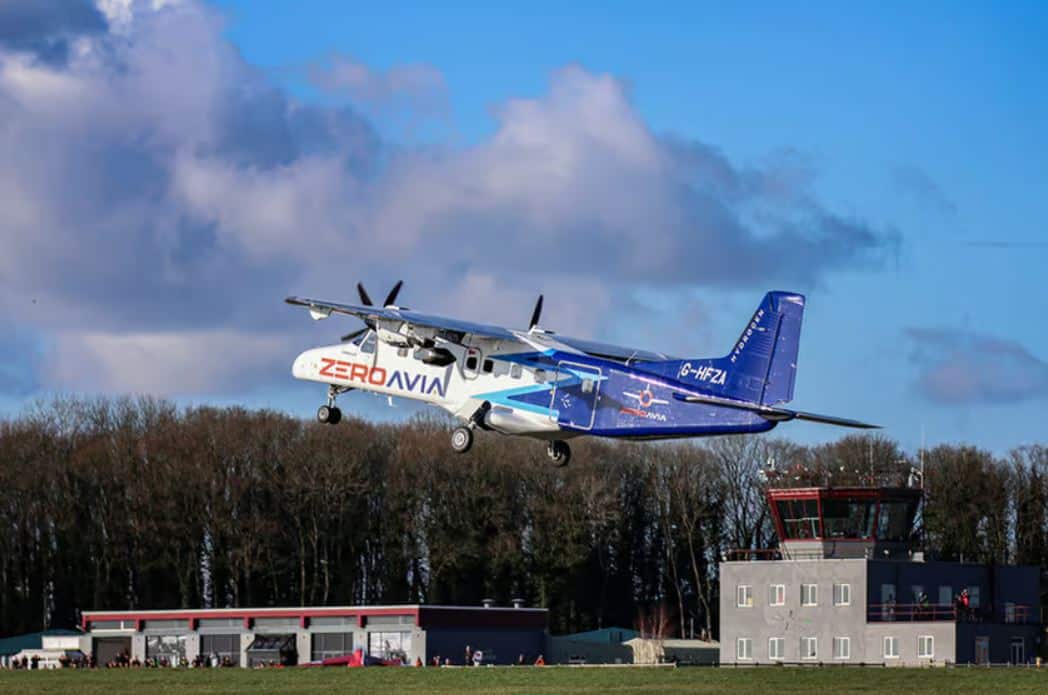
1,0,1046,453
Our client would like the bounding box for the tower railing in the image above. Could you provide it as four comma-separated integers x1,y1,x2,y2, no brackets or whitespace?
866,603,1035,624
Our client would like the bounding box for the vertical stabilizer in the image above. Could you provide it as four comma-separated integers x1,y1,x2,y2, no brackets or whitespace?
643,292,805,406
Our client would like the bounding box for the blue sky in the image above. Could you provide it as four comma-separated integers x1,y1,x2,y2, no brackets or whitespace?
1,1,1046,453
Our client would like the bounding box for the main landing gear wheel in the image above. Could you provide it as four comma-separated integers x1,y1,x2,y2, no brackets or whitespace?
547,441,571,467
317,405,342,425
451,426,474,453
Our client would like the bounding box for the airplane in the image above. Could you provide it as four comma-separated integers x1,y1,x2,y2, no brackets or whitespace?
286,284,876,466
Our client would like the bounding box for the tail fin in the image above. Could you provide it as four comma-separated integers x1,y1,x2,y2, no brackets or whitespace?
645,291,804,406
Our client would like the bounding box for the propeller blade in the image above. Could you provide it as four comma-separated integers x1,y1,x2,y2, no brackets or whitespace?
382,280,404,307
529,294,544,330
357,282,373,306
341,327,368,343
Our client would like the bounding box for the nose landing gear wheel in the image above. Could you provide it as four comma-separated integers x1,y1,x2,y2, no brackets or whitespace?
317,405,342,425
547,441,571,467
451,426,474,453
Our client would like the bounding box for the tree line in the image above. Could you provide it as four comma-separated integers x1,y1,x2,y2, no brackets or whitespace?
0,397,1045,639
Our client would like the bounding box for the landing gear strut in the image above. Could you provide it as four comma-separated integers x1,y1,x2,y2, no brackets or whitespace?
317,385,350,425
547,441,571,467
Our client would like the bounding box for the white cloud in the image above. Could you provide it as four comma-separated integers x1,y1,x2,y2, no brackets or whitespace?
44,330,289,394
0,0,890,398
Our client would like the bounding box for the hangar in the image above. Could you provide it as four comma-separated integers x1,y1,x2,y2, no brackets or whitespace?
79,603,547,667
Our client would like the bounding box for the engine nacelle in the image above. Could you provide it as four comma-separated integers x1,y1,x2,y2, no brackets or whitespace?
483,406,556,436
417,347,455,367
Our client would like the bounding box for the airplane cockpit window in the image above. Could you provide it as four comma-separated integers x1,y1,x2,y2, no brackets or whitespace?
360,332,377,354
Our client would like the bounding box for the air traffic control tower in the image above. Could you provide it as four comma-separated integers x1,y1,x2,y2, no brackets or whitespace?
719,486,1042,666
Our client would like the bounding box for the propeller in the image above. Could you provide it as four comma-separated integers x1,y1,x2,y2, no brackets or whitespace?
340,327,368,343
356,282,373,307
529,294,544,331
342,280,405,341
382,280,403,308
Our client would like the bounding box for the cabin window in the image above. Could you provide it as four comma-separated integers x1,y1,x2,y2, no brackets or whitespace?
465,356,478,370
534,369,546,383
510,364,522,379
360,333,376,354
482,359,494,373
581,378,595,394
397,347,408,358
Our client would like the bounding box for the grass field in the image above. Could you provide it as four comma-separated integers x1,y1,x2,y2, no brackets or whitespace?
2,666,1047,695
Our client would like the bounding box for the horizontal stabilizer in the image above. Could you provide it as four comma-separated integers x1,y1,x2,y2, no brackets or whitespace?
672,392,879,429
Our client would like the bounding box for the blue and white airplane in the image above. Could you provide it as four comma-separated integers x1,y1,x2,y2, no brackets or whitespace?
287,284,876,466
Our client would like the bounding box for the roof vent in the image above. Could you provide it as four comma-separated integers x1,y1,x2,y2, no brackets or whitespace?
481,598,495,608
511,598,525,609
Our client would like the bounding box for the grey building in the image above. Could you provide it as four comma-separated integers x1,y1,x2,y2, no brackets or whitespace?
81,603,547,667
720,486,1041,666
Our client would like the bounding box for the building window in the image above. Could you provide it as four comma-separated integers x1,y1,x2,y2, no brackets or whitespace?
967,586,981,608
737,585,753,608
312,632,354,662
918,635,934,659
736,638,752,661
911,584,925,604
368,631,411,660
938,585,953,607
200,634,239,666
832,636,851,660
833,583,851,606
800,636,818,660
768,637,784,661
883,636,899,659
146,635,188,666
769,584,786,606
254,617,298,630
801,584,818,606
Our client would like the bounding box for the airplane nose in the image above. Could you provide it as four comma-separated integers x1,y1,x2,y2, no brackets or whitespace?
291,351,312,379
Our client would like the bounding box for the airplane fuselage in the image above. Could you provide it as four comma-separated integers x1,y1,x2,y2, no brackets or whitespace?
291,333,775,441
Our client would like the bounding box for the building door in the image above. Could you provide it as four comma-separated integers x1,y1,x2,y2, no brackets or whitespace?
974,636,989,665
1009,637,1025,664
880,583,896,621
93,637,132,665
549,362,601,430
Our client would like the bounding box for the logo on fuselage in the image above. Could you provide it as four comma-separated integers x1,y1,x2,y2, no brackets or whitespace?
318,358,446,398
620,387,669,422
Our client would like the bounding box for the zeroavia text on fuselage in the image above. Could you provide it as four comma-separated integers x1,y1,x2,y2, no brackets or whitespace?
287,284,876,466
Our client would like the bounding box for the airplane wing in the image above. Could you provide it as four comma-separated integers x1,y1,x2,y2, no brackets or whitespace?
288,296,675,362
285,296,519,342
551,336,677,363
672,392,879,429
